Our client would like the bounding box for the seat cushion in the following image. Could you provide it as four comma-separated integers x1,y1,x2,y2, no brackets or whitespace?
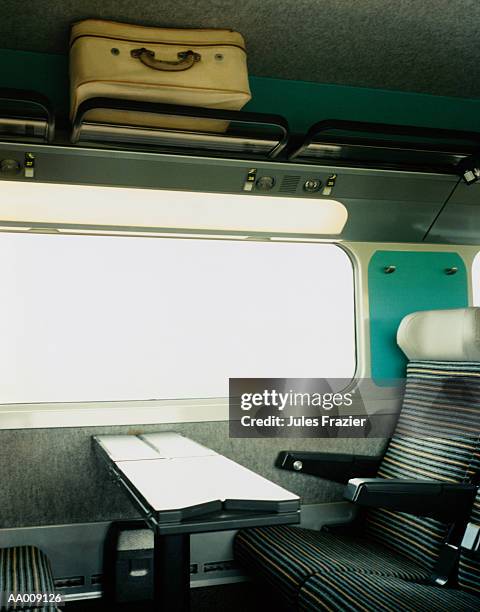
234,525,430,608
0,546,58,610
298,571,480,612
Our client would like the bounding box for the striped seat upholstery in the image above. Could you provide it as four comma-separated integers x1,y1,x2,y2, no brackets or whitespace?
0,546,58,611
234,525,431,608
234,361,480,607
298,491,480,611
298,571,480,612
364,361,480,571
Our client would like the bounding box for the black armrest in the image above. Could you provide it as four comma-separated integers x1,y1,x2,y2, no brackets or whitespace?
344,478,477,521
461,522,480,555
276,451,382,484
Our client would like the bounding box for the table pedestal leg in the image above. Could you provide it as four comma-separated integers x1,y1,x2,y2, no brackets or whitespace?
153,532,190,612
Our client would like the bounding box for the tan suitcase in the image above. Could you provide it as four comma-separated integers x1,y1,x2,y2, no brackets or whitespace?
69,19,251,133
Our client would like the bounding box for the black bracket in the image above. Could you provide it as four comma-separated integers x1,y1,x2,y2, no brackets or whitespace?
345,478,477,522
276,451,381,484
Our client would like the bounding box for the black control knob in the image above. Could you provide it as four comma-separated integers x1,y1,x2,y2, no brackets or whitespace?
303,179,322,193
256,176,275,191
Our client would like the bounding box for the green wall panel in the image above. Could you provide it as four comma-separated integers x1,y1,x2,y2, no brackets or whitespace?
246,77,480,135
0,49,69,113
369,251,468,383
2,48,480,134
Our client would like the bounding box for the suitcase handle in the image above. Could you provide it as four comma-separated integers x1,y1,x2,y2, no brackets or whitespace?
130,48,201,71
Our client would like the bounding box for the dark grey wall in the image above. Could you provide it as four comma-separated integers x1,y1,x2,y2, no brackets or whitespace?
0,421,385,528
1,0,479,97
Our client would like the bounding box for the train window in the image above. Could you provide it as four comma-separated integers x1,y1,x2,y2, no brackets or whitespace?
0,233,354,404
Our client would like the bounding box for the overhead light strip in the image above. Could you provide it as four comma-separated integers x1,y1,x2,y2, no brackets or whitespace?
0,181,348,235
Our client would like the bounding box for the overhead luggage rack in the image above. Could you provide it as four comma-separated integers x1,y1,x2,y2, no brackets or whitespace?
71,98,289,159
289,119,480,175
0,89,55,143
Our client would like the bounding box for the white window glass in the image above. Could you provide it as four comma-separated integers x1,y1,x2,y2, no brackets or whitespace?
0,234,355,403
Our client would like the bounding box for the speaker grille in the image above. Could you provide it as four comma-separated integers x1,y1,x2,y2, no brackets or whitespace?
279,175,301,193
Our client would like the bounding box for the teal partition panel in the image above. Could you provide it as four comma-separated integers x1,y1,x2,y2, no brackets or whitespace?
369,251,468,383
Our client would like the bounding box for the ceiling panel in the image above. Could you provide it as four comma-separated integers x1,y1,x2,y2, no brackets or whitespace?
0,0,479,98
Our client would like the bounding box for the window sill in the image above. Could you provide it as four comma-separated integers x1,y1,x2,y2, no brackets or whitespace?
0,398,229,430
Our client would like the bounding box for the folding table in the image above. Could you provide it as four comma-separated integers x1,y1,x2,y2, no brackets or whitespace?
94,432,300,611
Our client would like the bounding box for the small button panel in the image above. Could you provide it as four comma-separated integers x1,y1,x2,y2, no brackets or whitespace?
243,168,257,191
